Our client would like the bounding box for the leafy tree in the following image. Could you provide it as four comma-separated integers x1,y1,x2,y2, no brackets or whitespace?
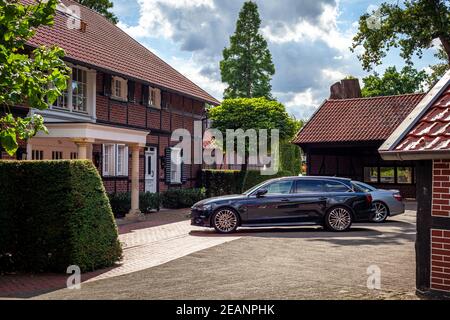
0,0,70,155
428,46,450,85
208,98,296,172
351,0,450,75
75,0,118,24
280,119,303,175
361,66,428,97
220,1,275,99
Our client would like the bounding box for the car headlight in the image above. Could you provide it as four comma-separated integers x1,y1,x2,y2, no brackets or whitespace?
196,204,212,211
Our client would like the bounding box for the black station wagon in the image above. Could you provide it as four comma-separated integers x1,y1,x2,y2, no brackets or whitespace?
191,176,375,233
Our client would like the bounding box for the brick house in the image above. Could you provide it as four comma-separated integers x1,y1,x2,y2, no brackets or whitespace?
0,0,219,217
379,71,450,297
293,79,424,198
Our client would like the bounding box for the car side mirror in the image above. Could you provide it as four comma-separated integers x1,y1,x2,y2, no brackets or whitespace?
256,188,268,197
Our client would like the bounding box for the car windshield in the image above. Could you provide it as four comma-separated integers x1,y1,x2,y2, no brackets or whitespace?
352,181,376,192
243,180,271,195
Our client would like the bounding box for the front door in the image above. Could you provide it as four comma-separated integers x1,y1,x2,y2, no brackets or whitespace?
145,147,157,193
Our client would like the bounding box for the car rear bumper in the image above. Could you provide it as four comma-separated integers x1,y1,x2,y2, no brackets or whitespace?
355,208,377,222
389,203,405,216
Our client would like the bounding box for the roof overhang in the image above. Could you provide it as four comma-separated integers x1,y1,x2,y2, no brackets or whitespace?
34,122,148,147
379,70,450,159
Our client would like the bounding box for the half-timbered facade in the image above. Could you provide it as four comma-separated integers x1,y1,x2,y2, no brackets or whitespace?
0,0,219,218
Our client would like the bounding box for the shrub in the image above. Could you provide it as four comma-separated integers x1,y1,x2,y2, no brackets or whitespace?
0,160,122,273
108,192,160,217
160,188,206,209
200,169,293,197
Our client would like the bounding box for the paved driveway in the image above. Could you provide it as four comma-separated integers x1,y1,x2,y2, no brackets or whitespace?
30,204,418,300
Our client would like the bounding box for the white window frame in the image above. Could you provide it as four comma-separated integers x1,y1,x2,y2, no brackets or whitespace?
102,144,116,176
112,76,128,101
53,66,89,113
116,144,129,176
149,87,161,109
170,147,182,184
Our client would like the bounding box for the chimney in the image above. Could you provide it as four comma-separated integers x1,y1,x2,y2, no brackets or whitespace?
329,78,362,99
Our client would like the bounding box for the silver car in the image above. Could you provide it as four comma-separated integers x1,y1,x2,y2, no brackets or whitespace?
352,181,405,223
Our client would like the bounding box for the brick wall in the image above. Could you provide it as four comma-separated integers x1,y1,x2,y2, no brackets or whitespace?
432,159,450,217
431,229,450,292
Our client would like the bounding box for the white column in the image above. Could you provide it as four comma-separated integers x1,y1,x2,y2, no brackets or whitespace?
126,144,143,220
73,139,93,160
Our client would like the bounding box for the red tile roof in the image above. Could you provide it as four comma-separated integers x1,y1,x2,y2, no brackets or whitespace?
25,0,219,105
395,85,450,152
293,93,425,145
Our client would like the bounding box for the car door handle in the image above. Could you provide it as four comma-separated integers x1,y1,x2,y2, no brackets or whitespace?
281,198,290,202
319,197,327,201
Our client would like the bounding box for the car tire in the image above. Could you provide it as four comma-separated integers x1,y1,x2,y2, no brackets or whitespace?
371,201,389,223
212,208,239,234
324,206,353,232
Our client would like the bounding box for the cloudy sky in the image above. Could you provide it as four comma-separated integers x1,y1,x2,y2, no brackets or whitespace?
111,0,440,120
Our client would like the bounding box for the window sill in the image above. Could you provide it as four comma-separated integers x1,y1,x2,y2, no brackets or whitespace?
147,104,161,111
110,96,128,103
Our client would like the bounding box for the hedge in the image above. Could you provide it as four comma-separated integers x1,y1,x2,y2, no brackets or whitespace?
0,160,122,273
159,188,206,209
200,169,294,197
108,192,160,217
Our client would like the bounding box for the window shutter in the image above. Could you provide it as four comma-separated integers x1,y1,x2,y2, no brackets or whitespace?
128,81,135,102
165,147,172,184
181,163,187,184
103,73,112,96
142,84,149,106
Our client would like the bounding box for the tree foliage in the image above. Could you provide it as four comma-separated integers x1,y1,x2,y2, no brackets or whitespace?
220,1,275,99
0,0,70,155
208,98,296,171
361,66,428,97
75,0,118,24
351,0,450,79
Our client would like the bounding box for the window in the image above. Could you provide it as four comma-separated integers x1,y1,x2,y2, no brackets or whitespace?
364,167,378,183
397,167,413,184
102,144,128,177
72,68,87,112
353,181,376,192
265,180,293,194
116,145,129,176
70,152,78,159
112,77,127,100
149,87,161,108
103,144,115,176
324,180,351,193
170,147,182,183
380,167,395,183
53,67,88,112
32,150,44,160
363,166,414,184
52,151,63,160
294,179,325,193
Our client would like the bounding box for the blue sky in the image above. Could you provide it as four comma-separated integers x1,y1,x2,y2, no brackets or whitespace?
111,0,440,120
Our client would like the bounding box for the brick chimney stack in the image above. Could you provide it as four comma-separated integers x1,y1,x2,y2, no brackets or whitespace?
330,78,362,99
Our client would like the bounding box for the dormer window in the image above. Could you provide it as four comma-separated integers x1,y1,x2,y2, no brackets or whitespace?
111,76,128,101
149,87,161,109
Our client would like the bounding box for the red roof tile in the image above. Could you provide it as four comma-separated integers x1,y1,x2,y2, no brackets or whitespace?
25,0,219,105
395,85,450,152
293,93,425,145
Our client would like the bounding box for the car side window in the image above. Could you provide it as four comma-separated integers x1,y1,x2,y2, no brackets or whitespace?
265,180,294,195
325,181,352,193
294,179,325,193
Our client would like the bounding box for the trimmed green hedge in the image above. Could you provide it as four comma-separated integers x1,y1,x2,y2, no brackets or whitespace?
160,188,206,209
0,160,122,273
108,192,160,217
200,169,294,197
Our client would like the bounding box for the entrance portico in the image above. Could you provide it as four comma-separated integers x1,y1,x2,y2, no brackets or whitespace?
30,123,148,219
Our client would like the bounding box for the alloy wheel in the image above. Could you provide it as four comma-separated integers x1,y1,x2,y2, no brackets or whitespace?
213,209,238,233
372,202,388,222
327,207,352,231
